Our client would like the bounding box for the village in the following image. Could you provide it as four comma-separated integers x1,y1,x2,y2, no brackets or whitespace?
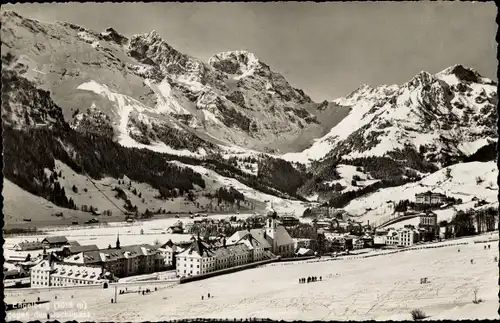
4,190,497,290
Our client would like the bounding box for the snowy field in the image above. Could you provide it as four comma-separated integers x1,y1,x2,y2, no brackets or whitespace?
6,235,498,321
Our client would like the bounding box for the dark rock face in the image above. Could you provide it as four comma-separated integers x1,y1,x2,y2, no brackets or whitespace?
100,27,129,46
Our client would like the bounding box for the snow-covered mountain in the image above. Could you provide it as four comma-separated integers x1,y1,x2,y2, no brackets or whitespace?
2,10,497,223
284,65,497,166
1,11,323,156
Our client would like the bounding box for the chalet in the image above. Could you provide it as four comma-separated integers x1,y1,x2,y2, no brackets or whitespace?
41,236,69,248
415,191,447,206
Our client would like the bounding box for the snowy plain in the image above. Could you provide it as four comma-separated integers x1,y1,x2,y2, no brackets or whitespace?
5,233,498,321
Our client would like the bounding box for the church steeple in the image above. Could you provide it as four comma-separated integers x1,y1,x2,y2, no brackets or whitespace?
116,234,121,249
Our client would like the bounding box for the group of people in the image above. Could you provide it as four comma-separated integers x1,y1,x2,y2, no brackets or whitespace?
201,293,212,300
483,245,491,250
299,276,322,284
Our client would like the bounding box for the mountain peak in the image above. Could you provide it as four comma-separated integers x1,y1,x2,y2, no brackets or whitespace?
208,50,262,78
437,64,483,83
100,27,128,45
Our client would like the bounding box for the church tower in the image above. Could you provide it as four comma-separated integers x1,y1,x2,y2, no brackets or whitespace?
265,206,278,253
116,234,121,249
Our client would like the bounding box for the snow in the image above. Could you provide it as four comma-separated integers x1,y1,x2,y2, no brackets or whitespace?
208,50,260,80
344,161,498,226
168,161,307,216
323,165,379,192
6,238,498,321
146,79,191,115
77,81,206,158
458,137,494,156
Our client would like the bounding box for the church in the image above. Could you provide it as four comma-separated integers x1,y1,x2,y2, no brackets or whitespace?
227,208,295,258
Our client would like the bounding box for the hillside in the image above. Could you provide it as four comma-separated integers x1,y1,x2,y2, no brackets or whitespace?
342,161,498,226
290,65,497,202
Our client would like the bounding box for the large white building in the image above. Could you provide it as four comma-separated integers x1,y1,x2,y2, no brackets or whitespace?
30,259,108,287
158,240,184,267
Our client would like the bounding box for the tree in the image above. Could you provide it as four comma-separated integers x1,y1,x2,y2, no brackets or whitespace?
72,185,78,193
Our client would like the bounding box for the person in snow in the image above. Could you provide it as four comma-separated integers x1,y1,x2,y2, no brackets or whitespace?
202,295,204,300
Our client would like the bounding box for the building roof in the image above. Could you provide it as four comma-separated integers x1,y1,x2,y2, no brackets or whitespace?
65,245,100,254
212,243,249,258
42,236,68,244
38,260,108,282
17,241,44,250
68,241,81,246
63,244,160,265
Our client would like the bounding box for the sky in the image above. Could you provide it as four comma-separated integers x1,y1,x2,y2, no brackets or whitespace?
3,2,497,101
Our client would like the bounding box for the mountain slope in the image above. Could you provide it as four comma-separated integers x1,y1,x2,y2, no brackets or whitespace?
284,65,497,165
343,161,498,226
1,11,324,155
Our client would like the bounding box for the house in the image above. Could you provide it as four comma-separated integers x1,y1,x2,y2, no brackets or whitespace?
5,252,34,263
385,229,400,246
352,237,365,250
418,211,439,241
415,191,447,206
3,263,27,279
228,209,295,258
158,240,184,267
293,238,314,250
57,245,99,258
399,226,420,247
41,236,69,248
31,259,108,287
330,236,347,252
373,229,388,247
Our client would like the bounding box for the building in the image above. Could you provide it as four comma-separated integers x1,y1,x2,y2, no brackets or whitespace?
352,237,365,250
63,236,165,278
385,229,400,246
31,259,108,287
399,226,420,247
158,240,185,267
293,238,314,250
418,211,439,241
415,191,447,206
41,236,69,248
228,210,295,258
175,236,253,278
4,263,27,279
